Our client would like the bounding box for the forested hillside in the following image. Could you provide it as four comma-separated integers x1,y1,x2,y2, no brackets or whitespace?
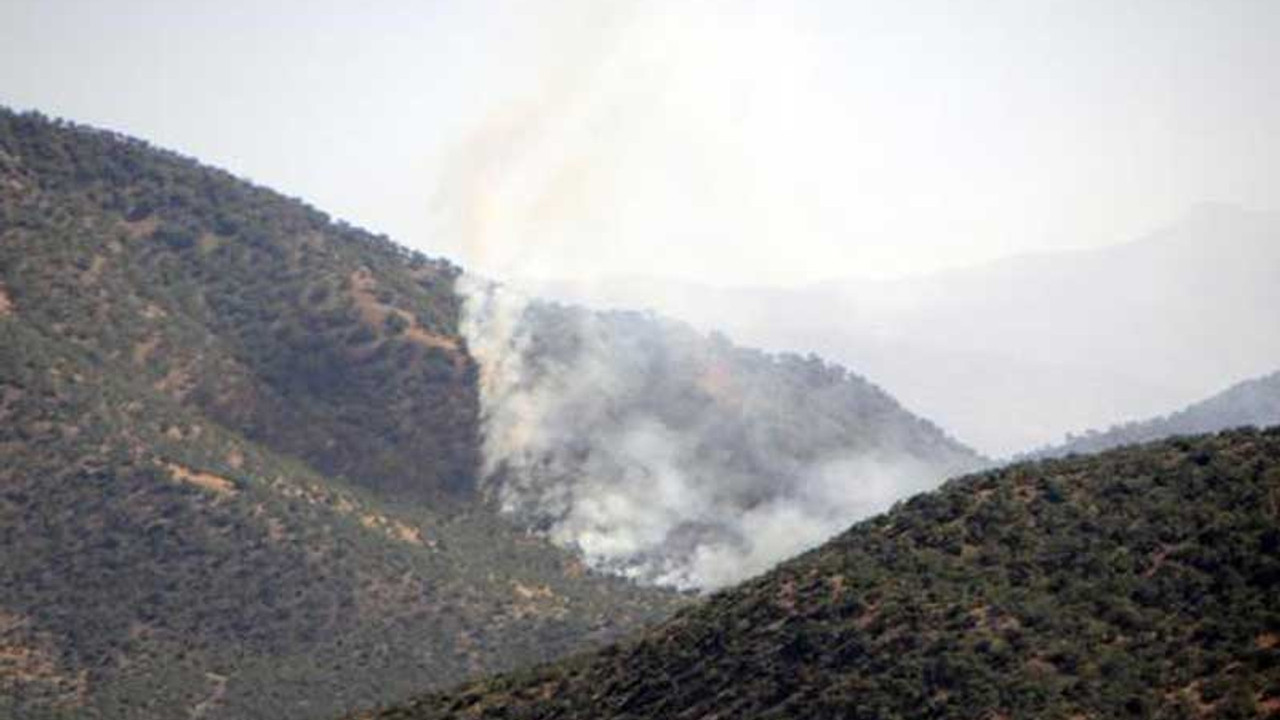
370,428,1280,720
0,108,686,720
0,108,982,718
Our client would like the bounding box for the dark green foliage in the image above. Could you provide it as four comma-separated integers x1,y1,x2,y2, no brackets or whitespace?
370,429,1280,720
0,107,477,502
0,107,687,719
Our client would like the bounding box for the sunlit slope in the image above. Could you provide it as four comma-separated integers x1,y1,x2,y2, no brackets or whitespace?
368,428,1280,720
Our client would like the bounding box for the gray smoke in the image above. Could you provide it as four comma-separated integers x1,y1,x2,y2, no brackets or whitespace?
460,275,977,590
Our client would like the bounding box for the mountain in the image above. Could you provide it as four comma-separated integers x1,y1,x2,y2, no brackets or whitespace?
1027,370,1280,460
363,427,1280,720
0,109,687,720
535,205,1280,456
0,108,980,718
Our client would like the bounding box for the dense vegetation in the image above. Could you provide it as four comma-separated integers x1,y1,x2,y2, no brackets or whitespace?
369,428,1280,720
1030,371,1280,460
0,108,987,718
0,108,687,719
0,107,476,503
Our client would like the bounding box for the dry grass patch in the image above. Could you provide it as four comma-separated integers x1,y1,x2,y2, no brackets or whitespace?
120,215,159,239
0,610,87,709
348,268,462,354
79,255,106,285
164,462,237,496
360,513,429,547
132,335,160,364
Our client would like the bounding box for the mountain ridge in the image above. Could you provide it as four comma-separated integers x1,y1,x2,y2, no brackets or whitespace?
1026,369,1280,460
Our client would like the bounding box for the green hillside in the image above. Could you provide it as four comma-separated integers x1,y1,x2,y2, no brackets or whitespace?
0,108,983,718
0,108,686,720
369,428,1280,720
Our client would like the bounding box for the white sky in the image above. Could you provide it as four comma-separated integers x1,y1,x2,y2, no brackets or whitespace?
2,0,1277,285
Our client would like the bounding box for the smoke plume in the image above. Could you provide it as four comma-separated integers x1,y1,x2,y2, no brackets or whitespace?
460,275,978,590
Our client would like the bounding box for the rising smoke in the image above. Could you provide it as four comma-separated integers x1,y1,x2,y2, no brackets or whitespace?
460,275,979,590
437,1,984,590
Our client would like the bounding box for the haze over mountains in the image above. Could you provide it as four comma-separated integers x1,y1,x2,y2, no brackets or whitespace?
536,203,1280,457
1027,369,1280,461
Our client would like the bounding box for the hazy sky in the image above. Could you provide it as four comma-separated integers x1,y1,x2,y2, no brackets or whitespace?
2,0,1277,285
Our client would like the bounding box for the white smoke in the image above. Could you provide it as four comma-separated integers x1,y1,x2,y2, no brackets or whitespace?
676,453,943,589
460,275,970,590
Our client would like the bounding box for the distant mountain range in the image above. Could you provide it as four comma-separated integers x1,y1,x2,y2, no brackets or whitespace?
362,428,1280,720
1026,369,1280,460
0,108,981,718
535,203,1280,457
